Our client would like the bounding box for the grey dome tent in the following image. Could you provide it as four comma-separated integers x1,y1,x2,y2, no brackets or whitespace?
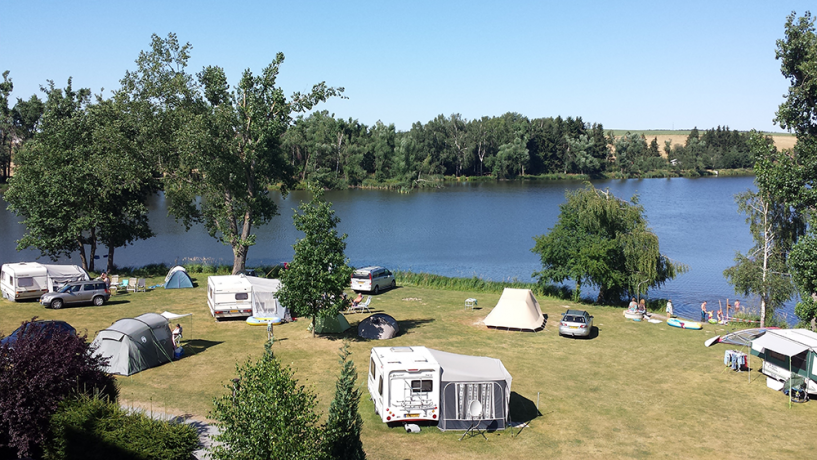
91,313,174,376
358,313,399,340
427,348,512,431
164,266,193,289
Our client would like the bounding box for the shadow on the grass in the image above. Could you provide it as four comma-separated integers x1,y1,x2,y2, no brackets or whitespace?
509,391,541,424
183,339,223,357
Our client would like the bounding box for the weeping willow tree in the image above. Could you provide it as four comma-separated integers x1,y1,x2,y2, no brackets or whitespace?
532,184,686,303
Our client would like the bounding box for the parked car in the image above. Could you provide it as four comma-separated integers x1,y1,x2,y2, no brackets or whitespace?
559,309,594,338
351,266,396,294
1,320,76,347
40,280,110,309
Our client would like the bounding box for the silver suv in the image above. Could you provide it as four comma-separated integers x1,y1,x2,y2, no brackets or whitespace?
351,266,395,294
40,280,110,309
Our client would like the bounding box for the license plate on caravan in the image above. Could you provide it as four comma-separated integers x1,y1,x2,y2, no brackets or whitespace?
406,413,419,418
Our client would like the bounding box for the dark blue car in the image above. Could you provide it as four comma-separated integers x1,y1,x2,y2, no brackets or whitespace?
1,320,76,347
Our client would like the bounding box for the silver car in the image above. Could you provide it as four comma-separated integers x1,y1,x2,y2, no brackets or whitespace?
40,280,110,309
351,266,395,294
559,309,593,338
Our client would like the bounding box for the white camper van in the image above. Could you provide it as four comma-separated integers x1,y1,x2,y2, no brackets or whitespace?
368,346,441,423
207,274,284,320
0,262,89,301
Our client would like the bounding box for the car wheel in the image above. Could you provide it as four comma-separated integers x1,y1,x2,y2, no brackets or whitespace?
52,299,63,310
93,296,105,306
374,285,380,295
390,280,396,289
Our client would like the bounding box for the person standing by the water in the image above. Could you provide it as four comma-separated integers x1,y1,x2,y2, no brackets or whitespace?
701,301,708,323
666,299,673,318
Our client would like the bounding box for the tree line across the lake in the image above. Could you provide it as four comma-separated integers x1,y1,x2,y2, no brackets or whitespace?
0,31,766,277
1,10,816,332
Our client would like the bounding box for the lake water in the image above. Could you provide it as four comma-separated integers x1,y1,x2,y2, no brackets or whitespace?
1,176,796,323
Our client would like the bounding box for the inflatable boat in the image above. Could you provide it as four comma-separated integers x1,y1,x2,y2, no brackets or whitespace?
667,318,702,330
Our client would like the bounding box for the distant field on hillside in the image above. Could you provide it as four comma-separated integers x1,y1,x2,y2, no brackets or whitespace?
610,130,797,154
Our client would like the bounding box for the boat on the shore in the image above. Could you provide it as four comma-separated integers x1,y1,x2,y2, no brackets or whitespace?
246,316,282,326
667,318,702,330
624,310,645,320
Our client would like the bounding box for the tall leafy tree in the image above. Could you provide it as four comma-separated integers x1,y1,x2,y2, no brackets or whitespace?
724,172,804,327
119,34,343,273
276,186,352,336
760,11,817,328
532,184,685,303
5,80,153,271
0,71,13,182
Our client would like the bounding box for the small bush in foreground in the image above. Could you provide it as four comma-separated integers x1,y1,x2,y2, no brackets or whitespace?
45,394,199,460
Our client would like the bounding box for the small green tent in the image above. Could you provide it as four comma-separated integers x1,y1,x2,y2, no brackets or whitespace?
312,314,351,334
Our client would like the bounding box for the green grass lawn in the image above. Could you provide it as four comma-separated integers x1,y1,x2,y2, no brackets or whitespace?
2,276,815,459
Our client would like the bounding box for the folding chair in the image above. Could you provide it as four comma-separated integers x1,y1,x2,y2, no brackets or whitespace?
109,275,119,294
127,277,138,293
459,399,487,440
136,278,147,292
348,296,372,314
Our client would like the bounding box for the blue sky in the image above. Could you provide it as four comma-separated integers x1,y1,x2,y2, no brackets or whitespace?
1,1,812,132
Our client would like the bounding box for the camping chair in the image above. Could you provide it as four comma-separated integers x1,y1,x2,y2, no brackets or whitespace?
116,278,129,293
459,400,487,441
127,277,138,293
109,275,119,294
348,296,372,314
136,278,147,292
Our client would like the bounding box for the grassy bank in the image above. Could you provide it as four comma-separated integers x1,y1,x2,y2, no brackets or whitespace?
2,274,815,458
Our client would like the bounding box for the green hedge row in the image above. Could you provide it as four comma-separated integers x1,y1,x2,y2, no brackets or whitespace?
45,395,199,460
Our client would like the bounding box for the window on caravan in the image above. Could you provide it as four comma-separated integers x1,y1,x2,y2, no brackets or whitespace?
411,379,433,393
370,358,375,379
235,293,249,301
18,277,34,287
378,376,383,396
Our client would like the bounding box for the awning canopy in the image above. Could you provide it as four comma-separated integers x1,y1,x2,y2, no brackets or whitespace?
752,334,810,357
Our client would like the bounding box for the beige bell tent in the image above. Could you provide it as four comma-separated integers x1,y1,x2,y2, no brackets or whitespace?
484,288,545,332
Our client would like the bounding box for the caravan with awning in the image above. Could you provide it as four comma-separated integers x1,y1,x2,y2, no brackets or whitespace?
0,262,89,301
367,346,512,431
750,329,817,394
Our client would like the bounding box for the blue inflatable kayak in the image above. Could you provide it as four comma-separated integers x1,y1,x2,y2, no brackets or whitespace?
667,318,702,330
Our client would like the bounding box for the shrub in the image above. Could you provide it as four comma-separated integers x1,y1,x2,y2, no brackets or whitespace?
45,393,199,460
0,319,118,458
210,343,322,460
323,343,365,460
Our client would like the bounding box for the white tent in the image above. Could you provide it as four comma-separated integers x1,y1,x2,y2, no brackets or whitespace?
484,288,545,332
246,277,289,320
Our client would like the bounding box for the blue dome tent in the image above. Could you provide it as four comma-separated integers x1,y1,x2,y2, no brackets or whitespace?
164,266,194,289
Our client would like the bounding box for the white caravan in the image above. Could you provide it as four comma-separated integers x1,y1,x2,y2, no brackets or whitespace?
0,262,89,301
207,274,283,320
368,346,441,423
